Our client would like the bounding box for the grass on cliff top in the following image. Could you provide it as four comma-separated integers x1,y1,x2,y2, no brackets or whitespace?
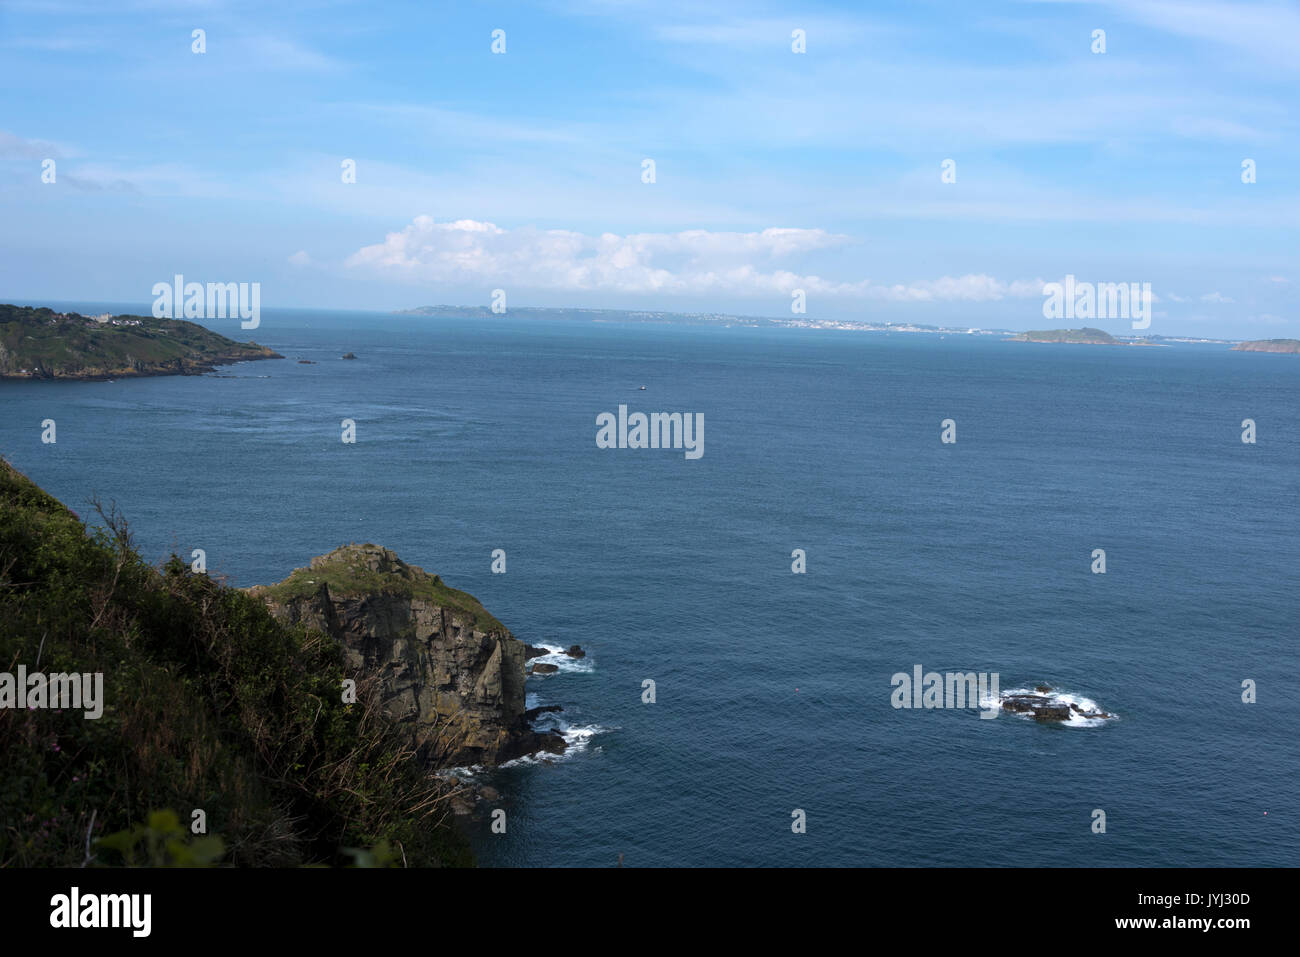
255,548,507,634
0,457,471,867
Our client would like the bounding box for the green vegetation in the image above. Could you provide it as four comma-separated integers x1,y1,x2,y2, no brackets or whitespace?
253,545,506,634
1011,327,1118,344
95,809,227,867
0,458,471,867
0,303,280,379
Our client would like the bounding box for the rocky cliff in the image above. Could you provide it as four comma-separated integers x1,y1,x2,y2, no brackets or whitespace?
247,544,563,767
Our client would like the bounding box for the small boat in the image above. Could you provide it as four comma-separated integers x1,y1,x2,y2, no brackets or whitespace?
639,385,646,390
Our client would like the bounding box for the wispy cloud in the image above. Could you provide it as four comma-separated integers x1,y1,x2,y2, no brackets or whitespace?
345,216,1044,301
1025,0,1300,71
238,35,346,72
0,130,63,159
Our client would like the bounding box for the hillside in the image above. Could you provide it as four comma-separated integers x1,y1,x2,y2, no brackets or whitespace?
0,457,471,867
0,304,281,380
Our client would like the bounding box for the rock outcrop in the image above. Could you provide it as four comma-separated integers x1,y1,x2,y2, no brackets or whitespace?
1001,687,1114,722
248,544,564,767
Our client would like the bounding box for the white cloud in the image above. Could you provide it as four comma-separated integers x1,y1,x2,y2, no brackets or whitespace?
1200,292,1235,303
288,250,312,266
239,36,344,72
345,216,1043,302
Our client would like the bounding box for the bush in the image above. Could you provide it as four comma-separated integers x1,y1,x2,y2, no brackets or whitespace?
0,458,471,867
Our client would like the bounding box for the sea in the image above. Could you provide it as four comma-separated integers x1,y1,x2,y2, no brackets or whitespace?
2,302,1296,867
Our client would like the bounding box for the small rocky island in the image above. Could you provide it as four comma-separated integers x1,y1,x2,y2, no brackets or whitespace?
0,303,281,380
247,544,565,767
1008,327,1118,345
1232,338,1300,354
1001,685,1115,723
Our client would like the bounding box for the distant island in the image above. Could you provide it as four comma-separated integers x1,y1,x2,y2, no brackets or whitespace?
1007,327,1119,345
0,304,281,380
1232,339,1300,354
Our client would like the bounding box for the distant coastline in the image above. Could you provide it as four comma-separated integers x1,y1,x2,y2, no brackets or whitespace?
394,304,1239,345
1231,338,1300,354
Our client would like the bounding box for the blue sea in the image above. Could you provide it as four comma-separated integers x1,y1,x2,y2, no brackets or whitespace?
2,303,1297,867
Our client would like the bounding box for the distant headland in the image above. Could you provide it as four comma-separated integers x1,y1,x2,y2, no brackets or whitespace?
0,303,281,380
1231,339,1300,354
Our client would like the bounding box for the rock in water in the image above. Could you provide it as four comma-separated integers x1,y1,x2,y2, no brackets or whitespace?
565,644,586,658
247,543,562,766
1001,689,1115,723
1031,704,1072,722
524,704,563,721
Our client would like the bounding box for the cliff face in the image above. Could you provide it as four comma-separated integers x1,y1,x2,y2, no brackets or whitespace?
248,544,561,767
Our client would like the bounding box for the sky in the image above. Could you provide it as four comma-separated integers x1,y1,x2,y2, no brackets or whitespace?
0,0,1296,337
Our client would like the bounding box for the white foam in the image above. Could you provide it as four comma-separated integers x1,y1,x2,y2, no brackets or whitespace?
498,720,613,767
435,766,481,781
528,644,595,675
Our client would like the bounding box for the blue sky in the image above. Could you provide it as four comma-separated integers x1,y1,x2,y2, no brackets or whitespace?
0,0,1296,336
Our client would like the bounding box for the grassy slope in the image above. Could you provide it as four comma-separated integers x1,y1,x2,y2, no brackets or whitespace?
253,547,507,634
0,458,471,867
0,304,279,379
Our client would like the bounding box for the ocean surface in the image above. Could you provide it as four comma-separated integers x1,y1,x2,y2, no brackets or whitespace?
2,303,1297,867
